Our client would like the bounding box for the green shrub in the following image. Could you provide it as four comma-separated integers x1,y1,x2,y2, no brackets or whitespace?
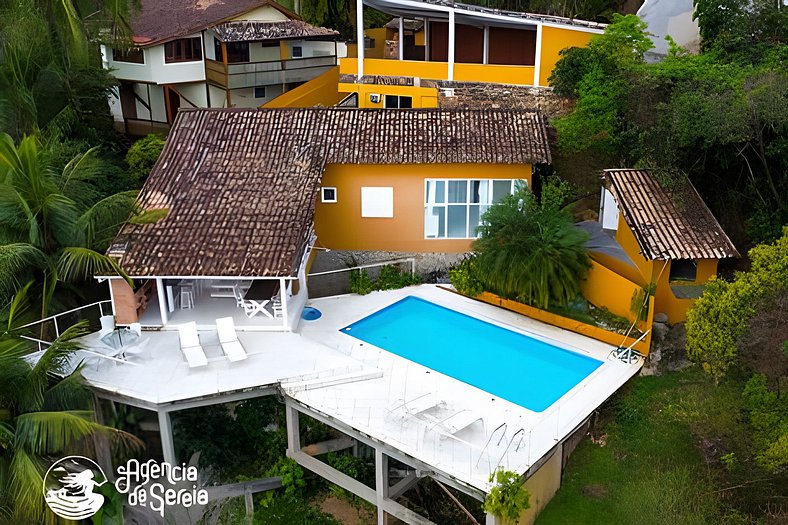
350,265,421,295
261,458,307,506
473,179,590,309
449,256,484,297
483,469,530,523
125,134,165,183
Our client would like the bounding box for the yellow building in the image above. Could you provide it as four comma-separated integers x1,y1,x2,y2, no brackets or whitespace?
337,0,605,108
596,169,739,323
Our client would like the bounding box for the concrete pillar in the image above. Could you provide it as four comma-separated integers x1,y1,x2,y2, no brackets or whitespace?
447,9,455,80
92,395,115,480
280,277,289,330
533,23,543,87
285,404,301,452
158,410,176,464
356,0,364,78
483,26,490,65
156,278,168,326
398,17,404,60
424,18,430,61
375,448,389,524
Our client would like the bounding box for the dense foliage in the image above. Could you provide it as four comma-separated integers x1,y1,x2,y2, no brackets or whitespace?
686,228,788,381
125,135,166,184
473,179,590,309
483,469,531,523
550,12,788,243
349,264,422,295
0,299,140,523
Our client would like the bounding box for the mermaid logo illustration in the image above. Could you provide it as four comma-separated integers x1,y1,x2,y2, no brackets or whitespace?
43,456,107,520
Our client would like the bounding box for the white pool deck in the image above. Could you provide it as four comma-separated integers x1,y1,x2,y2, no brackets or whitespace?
78,285,641,493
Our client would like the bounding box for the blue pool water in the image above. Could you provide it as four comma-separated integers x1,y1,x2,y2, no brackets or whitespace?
341,296,603,412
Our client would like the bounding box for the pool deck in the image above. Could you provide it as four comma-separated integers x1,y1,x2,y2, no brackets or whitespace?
78,285,641,494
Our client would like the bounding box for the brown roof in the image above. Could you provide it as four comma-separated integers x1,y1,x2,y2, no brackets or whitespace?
604,169,739,260
130,0,298,46
214,20,339,42
112,108,551,277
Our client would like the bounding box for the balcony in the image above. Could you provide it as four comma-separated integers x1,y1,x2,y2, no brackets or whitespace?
206,55,337,90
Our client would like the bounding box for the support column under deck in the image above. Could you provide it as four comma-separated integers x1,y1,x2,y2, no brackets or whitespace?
158,410,176,465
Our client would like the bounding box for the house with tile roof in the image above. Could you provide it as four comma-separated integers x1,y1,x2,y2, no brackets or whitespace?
101,0,345,135
104,107,551,328
594,169,739,323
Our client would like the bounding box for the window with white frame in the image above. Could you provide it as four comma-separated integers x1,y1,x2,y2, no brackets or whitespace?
424,179,526,238
321,187,337,203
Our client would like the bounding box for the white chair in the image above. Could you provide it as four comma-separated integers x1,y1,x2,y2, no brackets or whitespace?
176,322,208,367
215,317,247,362
99,315,115,337
128,323,142,337
180,288,194,310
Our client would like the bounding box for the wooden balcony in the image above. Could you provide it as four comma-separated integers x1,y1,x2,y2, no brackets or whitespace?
205,55,337,90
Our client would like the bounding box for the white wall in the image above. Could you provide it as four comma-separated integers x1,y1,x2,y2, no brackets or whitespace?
233,4,290,22
250,42,283,62
638,0,700,58
107,86,124,122
107,33,206,85
176,82,209,108
282,40,337,59
231,84,284,108
208,85,227,108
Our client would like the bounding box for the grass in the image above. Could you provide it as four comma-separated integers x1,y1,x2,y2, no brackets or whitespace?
536,367,754,525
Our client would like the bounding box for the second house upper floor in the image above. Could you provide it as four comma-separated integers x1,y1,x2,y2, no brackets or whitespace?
102,0,343,89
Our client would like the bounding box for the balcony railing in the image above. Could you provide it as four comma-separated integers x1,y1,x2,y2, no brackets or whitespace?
206,55,337,90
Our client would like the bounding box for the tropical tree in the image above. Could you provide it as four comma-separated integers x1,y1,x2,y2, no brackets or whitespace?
473,179,590,309
0,291,141,523
0,133,138,316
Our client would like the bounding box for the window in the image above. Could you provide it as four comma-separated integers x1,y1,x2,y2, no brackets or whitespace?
292,46,303,58
364,37,376,49
164,37,202,63
424,179,526,238
321,187,337,203
361,187,394,218
113,48,144,64
385,95,412,109
226,41,249,63
669,259,697,282
254,86,266,99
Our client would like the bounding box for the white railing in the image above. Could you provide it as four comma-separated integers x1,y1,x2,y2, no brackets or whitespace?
15,300,112,350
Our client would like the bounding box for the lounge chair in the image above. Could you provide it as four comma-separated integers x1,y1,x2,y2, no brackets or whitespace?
99,315,115,337
176,322,208,367
215,317,247,362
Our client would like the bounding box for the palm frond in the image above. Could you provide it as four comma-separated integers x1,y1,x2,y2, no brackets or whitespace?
41,192,79,248
30,320,89,381
42,369,92,412
6,281,35,330
56,247,127,282
14,410,97,455
0,243,45,298
73,190,139,249
7,449,49,525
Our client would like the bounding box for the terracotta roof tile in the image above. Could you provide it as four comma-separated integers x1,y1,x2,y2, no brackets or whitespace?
604,169,739,260
112,108,551,277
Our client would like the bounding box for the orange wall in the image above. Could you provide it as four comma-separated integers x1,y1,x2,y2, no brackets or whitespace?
264,67,345,108
581,260,649,329
338,82,439,108
314,163,532,252
539,25,597,87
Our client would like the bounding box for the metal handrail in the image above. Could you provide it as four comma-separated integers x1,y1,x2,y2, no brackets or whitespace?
14,300,112,338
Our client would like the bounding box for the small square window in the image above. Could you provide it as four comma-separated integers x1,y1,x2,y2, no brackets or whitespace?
254,86,266,98
292,46,303,58
321,187,337,203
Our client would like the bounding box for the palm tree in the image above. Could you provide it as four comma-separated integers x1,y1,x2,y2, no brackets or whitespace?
0,133,137,316
0,291,141,524
473,180,591,309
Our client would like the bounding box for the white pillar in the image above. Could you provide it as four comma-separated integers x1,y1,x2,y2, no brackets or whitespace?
533,22,543,87
375,449,388,524
356,0,364,78
398,17,404,60
279,277,289,331
447,9,455,80
483,25,489,65
156,278,168,326
424,18,430,61
158,410,176,464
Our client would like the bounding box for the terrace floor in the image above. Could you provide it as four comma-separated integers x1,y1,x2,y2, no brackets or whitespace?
77,285,641,493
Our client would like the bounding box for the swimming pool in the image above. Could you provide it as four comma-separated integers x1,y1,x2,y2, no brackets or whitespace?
341,296,603,412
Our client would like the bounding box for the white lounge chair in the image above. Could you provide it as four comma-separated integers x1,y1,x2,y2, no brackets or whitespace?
215,317,247,362
99,315,115,337
176,322,208,367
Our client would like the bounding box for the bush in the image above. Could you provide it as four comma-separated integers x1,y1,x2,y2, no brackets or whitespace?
473,179,590,309
350,265,421,295
125,134,165,183
449,256,484,298
483,469,530,523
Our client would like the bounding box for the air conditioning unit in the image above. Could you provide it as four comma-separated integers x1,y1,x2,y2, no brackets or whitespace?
369,93,381,104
